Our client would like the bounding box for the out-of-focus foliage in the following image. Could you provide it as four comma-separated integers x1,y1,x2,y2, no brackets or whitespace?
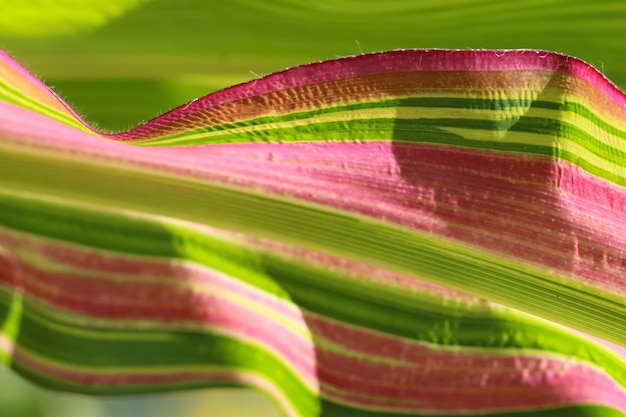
0,0,149,37
0,0,624,131
0,367,279,417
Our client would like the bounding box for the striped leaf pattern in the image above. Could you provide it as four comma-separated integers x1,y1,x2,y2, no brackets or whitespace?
0,49,625,416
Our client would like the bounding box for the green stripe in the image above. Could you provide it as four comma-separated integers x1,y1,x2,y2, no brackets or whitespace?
0,288,22,366
138,97,626,145
137,113,626,185
321,400,626,417
260,254,626,389
0,81,89,132
0,192,624,390
11,361,266,397
156,115,626,187
135,96,626,164
156,114,621,167
0,145,623,349
0,289,318,416
138,97,539,142
0,194,291,300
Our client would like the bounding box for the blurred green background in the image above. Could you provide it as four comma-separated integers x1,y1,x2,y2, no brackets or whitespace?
0,0,625,416
0,367,280,417
1,0,625,133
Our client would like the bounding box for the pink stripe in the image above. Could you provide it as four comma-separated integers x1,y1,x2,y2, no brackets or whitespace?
0,50,92,128
17,265,316,387
2,49,625,141
305,313,622,372
552,161,626,292
153,141,626,293
575,331,626,363
0,235,318,387
11,348,300,417
0,50,54,97
113,50,626,138
0,229,304,323
306,315,626,413
0,243,20,289
0,335,14,356
2,101,625,293
324,383,625,414
3,226,625,413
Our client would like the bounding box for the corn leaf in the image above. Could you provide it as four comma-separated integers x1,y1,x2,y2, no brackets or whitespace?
1,46,626,417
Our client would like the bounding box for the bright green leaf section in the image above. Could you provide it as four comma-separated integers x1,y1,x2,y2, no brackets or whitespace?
0,0,149,37
0,0,625,131
2,145,625,347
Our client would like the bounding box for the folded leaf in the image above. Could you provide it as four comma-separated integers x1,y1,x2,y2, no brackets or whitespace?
1,49,625,416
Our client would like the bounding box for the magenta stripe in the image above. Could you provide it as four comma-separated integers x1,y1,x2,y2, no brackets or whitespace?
19,267,316,386
3,99,625,292
305,314,610,372
306,315,626,412
163,141,626,292
11,347,300,416
8,231,625,412
113,50,626,138
0,237,318,386
3,49,626,141
0,229,305,323
324,383,626,414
